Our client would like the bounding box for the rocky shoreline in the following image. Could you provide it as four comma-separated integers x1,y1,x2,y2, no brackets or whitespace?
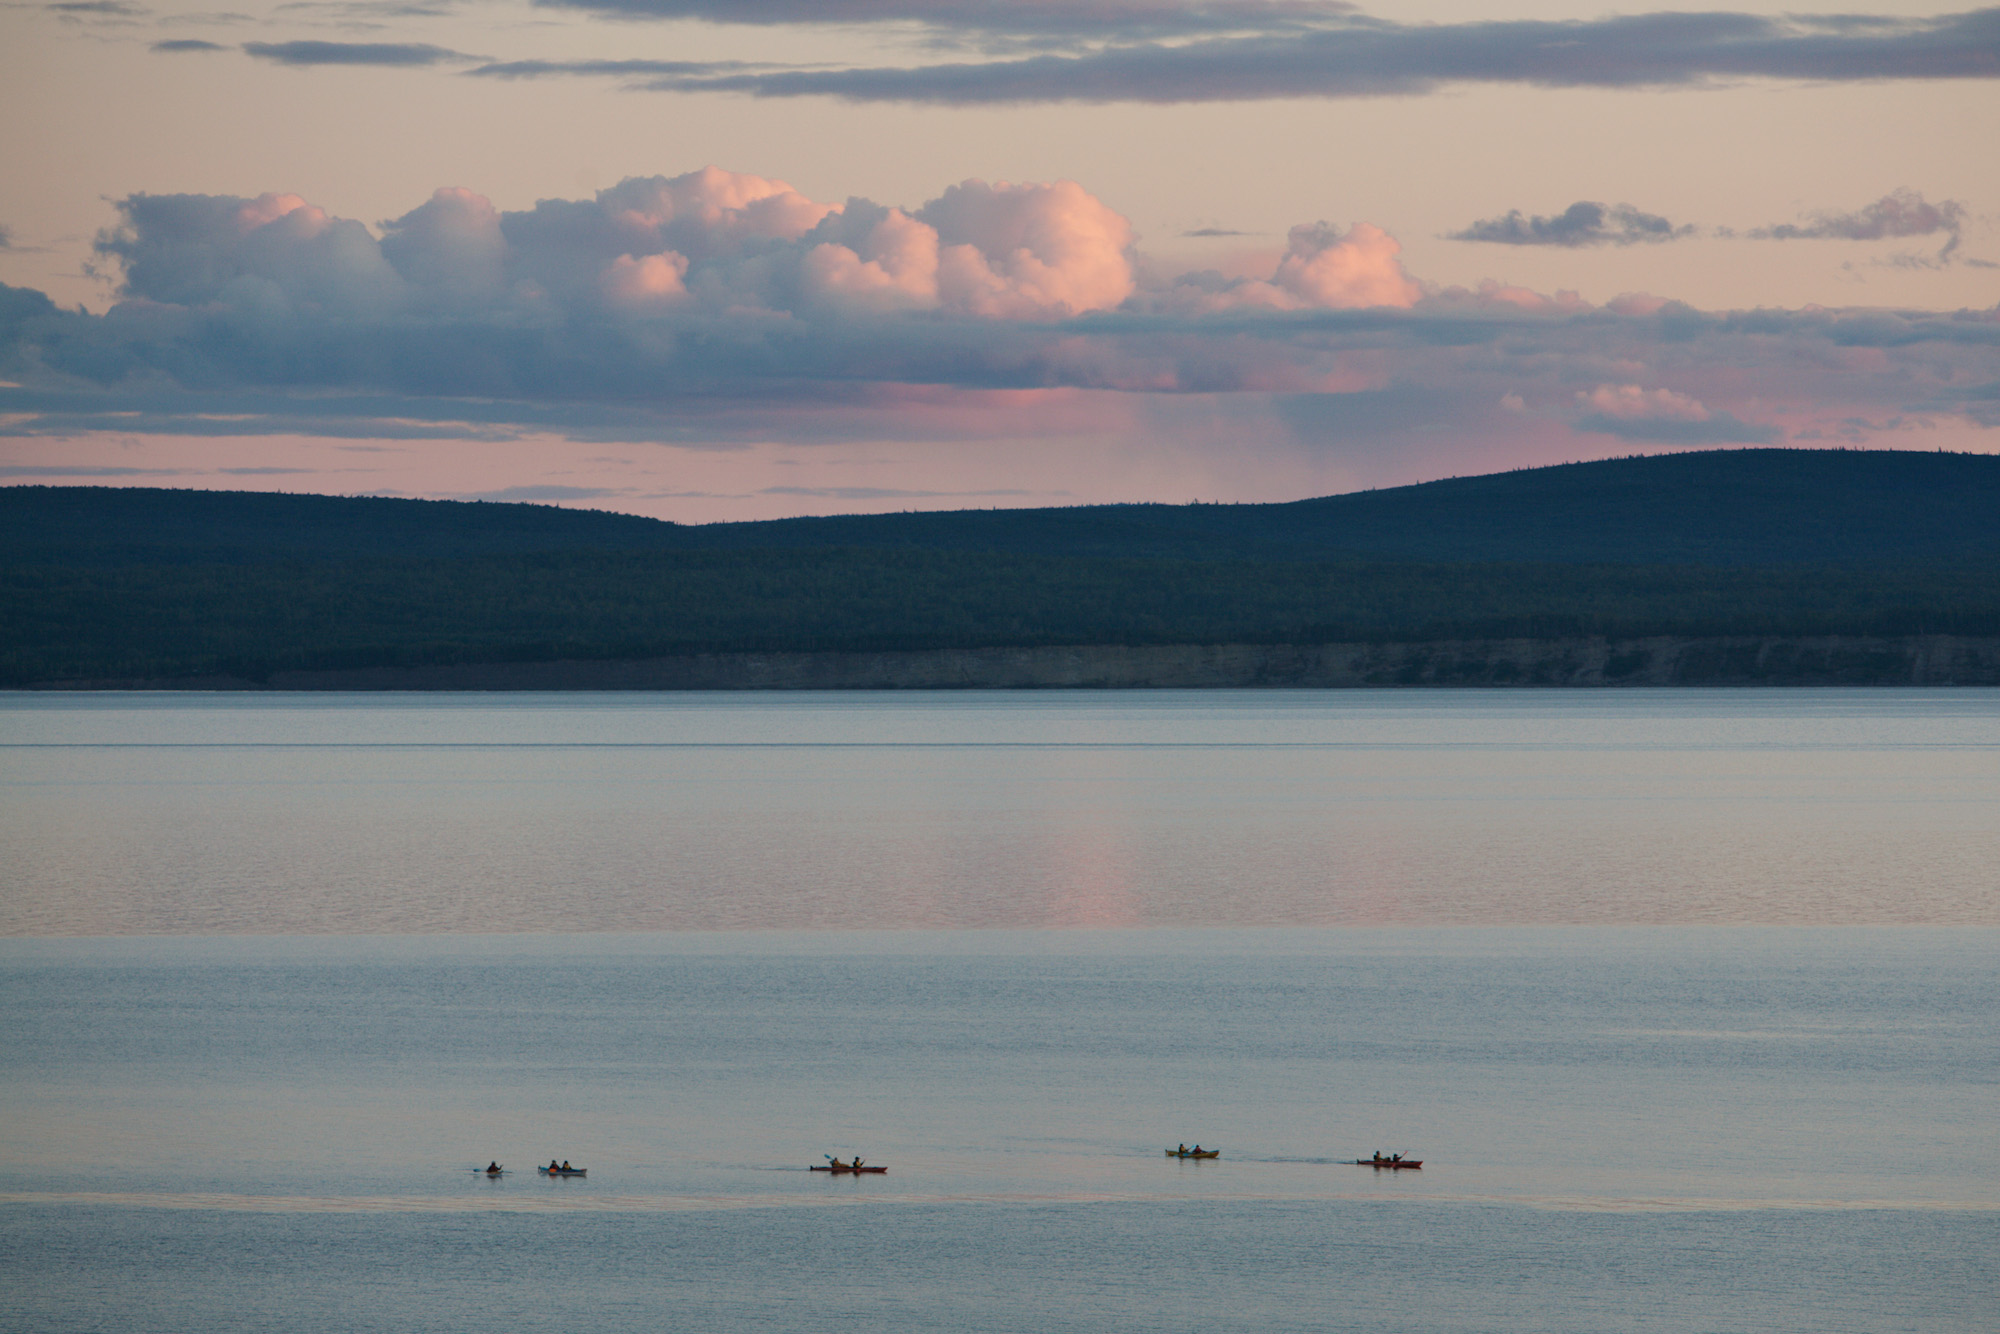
32,634,2000,690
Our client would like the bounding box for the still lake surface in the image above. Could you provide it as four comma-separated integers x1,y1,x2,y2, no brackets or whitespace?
2,691,1996,1332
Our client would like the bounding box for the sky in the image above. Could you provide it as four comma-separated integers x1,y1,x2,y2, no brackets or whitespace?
1,0,1997,521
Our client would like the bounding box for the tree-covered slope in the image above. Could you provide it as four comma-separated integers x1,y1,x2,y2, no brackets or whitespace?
7,448,1999,568
7,550,1998,685
7,449,1999,685
0,485,690,565
687,449,2000,567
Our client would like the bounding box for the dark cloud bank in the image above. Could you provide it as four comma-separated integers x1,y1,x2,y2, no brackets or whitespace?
148,7,2000,102
243,40,469,67
531,0,1359,41
1448,191,1982,267
461,8,2000,103
1450,202,1693,248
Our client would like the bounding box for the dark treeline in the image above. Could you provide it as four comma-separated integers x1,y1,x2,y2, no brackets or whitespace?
9,448,2000,569
7,548,1998,685
8,449,2000,685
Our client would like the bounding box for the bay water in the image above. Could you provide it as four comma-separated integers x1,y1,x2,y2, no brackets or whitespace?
2,691,1996,1331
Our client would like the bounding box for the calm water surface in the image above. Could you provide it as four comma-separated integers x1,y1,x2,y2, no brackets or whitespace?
1,692,1996,1331
4,689,1998,932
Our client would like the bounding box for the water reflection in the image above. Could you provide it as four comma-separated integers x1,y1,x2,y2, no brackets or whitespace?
2,690,1996,934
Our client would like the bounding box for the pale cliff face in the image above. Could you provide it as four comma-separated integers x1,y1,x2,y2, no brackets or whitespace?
77,636,1997,692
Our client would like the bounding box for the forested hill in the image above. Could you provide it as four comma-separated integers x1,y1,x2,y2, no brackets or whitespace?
0,485,682,565
693,449,2000,567
8,448,2000,568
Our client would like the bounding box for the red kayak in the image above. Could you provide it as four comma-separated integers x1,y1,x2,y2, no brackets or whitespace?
811,1164,887,1174
1358,1159,1422,1169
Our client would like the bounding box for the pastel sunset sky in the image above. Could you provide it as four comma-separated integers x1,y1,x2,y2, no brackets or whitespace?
3,0,1996,519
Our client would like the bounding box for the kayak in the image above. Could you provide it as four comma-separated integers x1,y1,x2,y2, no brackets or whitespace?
811,1164,887,1174
1356,1159,1422,1169
1166,1149,1220,1159
537,1166,587,1176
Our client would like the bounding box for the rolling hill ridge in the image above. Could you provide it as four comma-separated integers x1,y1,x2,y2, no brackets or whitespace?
8,448,2000,568
5,449,1998,687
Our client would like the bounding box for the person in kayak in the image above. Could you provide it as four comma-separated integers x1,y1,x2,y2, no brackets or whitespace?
486,1162,501,1173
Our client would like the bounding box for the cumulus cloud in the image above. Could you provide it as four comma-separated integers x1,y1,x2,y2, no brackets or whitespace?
93,192,405,313
1578,384,1712,421
6,167,1994,465
470,9,2000,104
1427,280,1591,314
600,251,691,309
916,179,1136,316
243,40,470,66
1449,201,1694,248
1605,292,1675,317
88,168,1137,324
1161,222,1419,312
1574,384,1779,443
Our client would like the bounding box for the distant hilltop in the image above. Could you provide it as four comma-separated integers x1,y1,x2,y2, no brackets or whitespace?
4,449,1998,688
8,448,2000,569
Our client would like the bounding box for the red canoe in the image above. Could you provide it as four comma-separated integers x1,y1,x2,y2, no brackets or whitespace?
1358,1159,1422,1169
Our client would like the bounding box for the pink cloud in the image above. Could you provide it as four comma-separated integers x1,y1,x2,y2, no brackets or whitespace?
600,251,691,308
1272,222,1420,309
1425,278,1590,313
802,208,941,309
57,163,2000,522
233,193,317,233
1578,384,1711,422
597,166,835,253
102,169,1146,324
1605,291,1672,317
921,179,1137,318
1163,221,1420,312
